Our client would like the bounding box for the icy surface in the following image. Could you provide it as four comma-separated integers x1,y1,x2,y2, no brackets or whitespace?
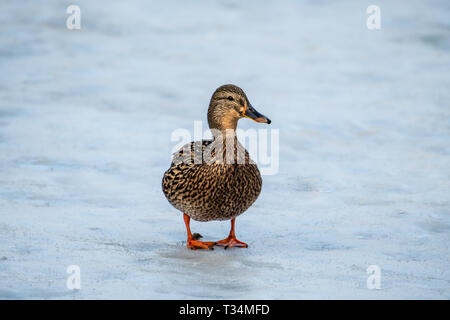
1,0,449,299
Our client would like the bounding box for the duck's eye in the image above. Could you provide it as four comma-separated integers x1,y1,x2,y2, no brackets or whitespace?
227,96,234,101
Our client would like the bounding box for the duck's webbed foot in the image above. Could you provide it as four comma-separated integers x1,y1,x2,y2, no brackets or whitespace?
215,236,248,249
187,238,215,250
214,217,248,249
183,214,215,250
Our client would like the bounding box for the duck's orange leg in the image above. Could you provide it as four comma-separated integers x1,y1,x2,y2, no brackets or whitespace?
215,218,248,249
184,213,215,250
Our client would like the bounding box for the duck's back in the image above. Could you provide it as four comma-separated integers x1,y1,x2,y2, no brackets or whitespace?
162,140,262,221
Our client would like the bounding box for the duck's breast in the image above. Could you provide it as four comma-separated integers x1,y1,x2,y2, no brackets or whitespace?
162,140,262,221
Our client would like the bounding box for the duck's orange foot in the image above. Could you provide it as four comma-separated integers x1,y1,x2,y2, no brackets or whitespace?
187,239,215,250
215,236,248,249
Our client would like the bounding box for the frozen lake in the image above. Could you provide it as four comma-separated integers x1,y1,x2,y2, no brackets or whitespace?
0,0,449,299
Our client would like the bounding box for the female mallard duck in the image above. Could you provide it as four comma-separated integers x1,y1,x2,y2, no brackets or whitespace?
162,84,271,250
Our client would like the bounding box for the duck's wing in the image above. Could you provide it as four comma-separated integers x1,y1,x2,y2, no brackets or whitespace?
171,140,213,166
162,140,216,212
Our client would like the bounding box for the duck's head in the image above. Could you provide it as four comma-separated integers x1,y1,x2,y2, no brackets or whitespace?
207,84,271,131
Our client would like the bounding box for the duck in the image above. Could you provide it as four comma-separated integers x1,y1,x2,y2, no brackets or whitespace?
162,84,271,250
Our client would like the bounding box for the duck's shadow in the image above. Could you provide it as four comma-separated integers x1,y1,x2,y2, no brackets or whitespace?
137,242,280,298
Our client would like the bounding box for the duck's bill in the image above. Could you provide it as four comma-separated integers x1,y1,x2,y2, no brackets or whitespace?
243,104,271,124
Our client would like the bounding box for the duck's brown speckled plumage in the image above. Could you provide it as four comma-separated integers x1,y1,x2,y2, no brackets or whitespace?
162,139,262,221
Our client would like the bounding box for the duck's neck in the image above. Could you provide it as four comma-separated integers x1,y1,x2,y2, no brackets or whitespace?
210,127,238,142
209,128,247,165
207,108,238,133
